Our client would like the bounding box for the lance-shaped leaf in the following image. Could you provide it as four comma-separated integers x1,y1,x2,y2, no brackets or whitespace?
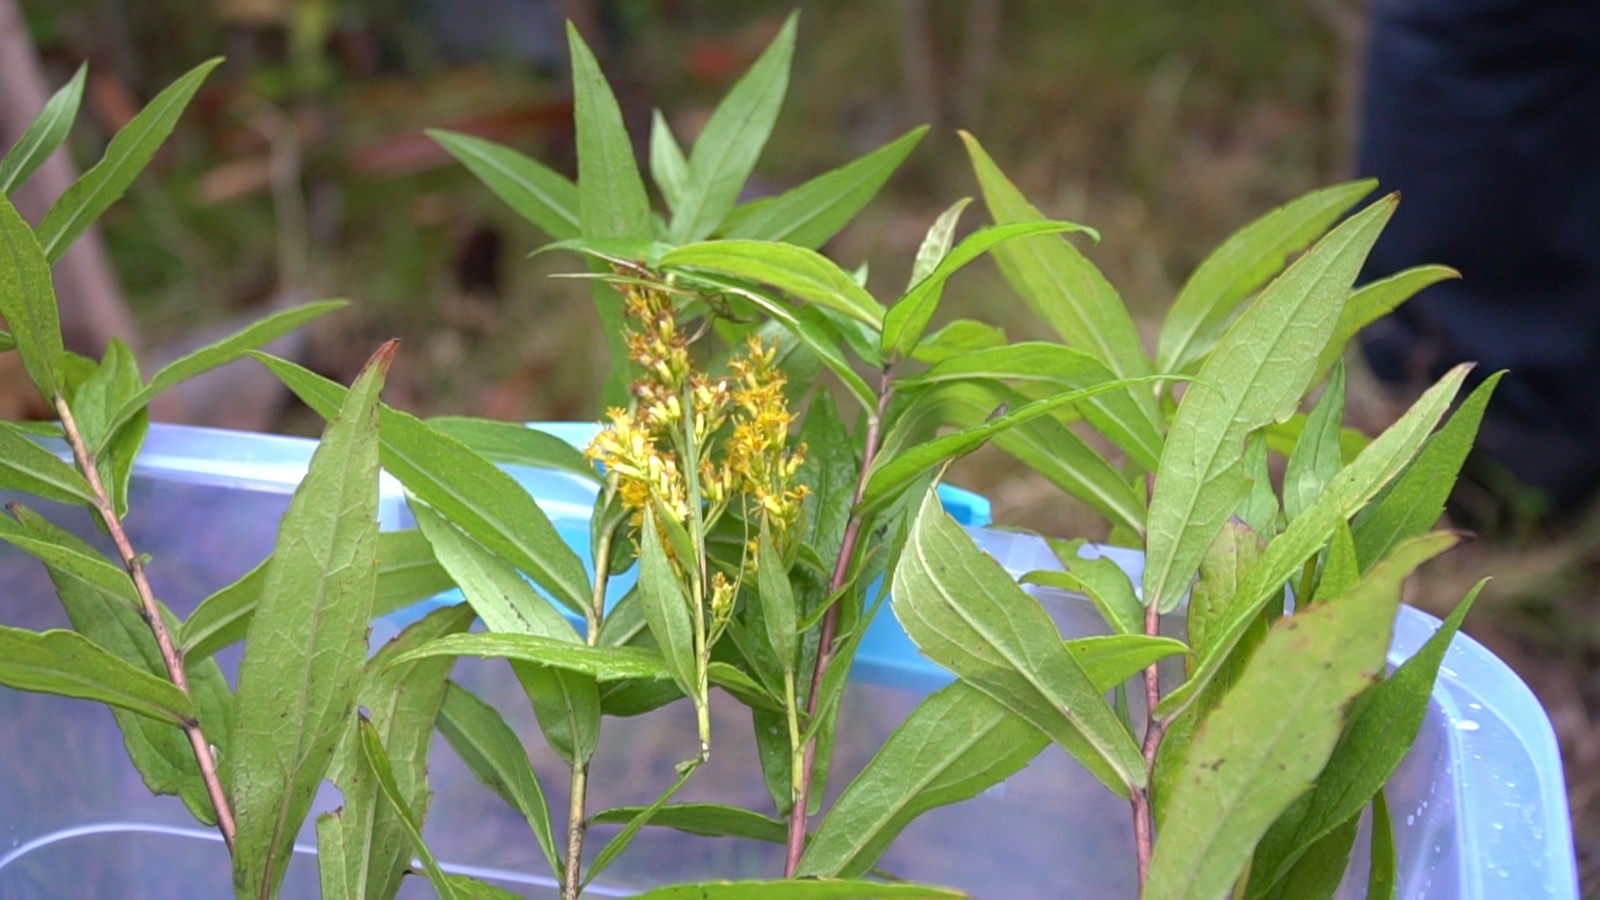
665,240,884,329
1250,810,1362,900
318,603,474,900
723,126,927,248
960,133,1155,400
94,300,346,452
756,517,797,668
800,632,1182,877
570,24,651,243
1158,179,1377,373
0,625,195,723
1283,363,1346,523
634,506,698,698
1144,533,1457,900
1368,791,1398,900
650,110,689,211
179,529,452,663
429,130,580,240
230,344,389,899
669,12,795,243
882,220,1094,360
634,882,963,900
426,416,598,482
9,505,232,824
591,803,787,843
0,194,65,397
437,682,563,878
1143,196,1397,614
798,680,1045,878
1315,264,1458,379
0,421,93,504
1251,578,1485,893
1159,364,1468,718
896,342,1164,468
252,352,593,617
907,197,972,289
355,718,461,900
918,379,1145,535
36,59,222,263
1024,540,1143,637
390,632,674,681
861,374,1166,516
892,489,1146,793
0,64,87,194
1353,372,1501,570
0,517,139,610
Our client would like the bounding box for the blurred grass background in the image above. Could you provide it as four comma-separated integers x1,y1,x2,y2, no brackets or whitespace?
8,0,1595,891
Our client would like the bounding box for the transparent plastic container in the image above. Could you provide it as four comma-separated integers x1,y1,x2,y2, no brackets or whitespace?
0,424,1577,898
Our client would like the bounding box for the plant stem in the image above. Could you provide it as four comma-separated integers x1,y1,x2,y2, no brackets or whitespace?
54,397,237,851
1131,603,1168,894
562,762,589,900
562,518,617,899
783,369,894,876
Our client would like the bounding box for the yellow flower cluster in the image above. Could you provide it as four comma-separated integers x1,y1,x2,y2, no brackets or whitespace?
585,282,807,547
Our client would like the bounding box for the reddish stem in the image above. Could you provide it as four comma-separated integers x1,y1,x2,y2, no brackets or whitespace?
1131,603,1168,894
783,370,894,875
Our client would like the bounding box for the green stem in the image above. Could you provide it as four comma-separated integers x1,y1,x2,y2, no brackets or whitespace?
784,668,803,809
561,515,617,898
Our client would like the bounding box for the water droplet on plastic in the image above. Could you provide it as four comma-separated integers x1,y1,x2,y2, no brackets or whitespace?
1455,719,1480,732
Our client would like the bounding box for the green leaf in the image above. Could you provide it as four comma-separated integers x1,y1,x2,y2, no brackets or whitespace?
638,507,699,698
1065,634,1190,689
723,127,927,248
1158,179,1377,373
1315,264,1458,379
0,625,195,723
230,344,389,899
669,12,796,242
569,24,651,243
321,603,474,900
0,64,87,194
252,351,593,617
908,197,972,289
591,802,787,842
883,220,1094,360
665,239,884,329
1237,434,1280,537
1253,578,1484,892
0,421,94,504
1314,520,1360,603
179,529,452,663
390,632,673,681
634,882,963,900
441,876,525,899
918,380,1145,535
0,328,14,352
960,132,1154,392
649,110,689,211
1186,520,1266,657
1368,791,1398,900
1158,364,1468,717
909,319,1006,365
411,501,579,640
1353,372,1501,570
861,374,1167,515
1143,196,1397,614
355,718,460,900
586,763,699,885
438,682,563,879
0,194,65,397
0,517,140,610
1252,810,1361,900
1284,364,1346,522
36,59,222,263
896,342,1164,468
1143,533,1455,900
756,517,797,668
891,489,1146,793
9,505,231,825
429,129,580,240
1029,539,1144,636
797,679,1045,877
95,300,346,452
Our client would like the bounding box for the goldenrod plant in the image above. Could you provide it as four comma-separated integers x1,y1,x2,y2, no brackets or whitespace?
0,14,1491,900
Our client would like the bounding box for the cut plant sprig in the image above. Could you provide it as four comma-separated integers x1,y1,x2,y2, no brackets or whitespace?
52,392,237,850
